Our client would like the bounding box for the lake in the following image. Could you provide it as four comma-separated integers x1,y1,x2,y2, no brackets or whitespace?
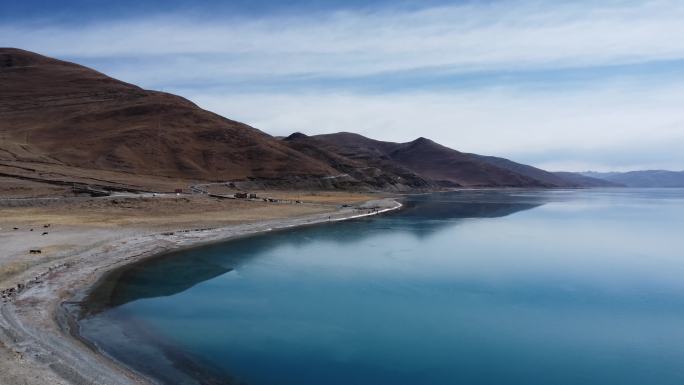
78,189,684,385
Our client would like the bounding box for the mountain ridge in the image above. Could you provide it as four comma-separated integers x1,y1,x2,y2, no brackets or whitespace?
580,170,684,187
1,47,611,191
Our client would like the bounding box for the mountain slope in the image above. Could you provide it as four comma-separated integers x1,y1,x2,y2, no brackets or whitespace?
388,137,546,187
292,133,550,187
553,172,624,187
471,155,580,187
582,171,684,187
283,132,432,190
0,48,337,181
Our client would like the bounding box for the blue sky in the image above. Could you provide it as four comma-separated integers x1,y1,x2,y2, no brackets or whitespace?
2,0,684,171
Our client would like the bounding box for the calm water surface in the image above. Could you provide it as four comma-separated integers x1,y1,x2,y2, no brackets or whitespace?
80,189,684,385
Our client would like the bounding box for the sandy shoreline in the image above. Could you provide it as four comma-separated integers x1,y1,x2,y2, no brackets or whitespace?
0,197,401,385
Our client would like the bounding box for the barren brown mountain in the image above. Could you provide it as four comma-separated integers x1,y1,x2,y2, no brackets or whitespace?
0,48,336,182
288,132,550,187
283,132,433,189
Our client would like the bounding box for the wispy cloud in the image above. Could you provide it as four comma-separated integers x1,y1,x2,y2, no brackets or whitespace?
4,1,684,80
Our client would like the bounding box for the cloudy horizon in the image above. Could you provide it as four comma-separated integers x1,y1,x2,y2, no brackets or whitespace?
2,0,683,172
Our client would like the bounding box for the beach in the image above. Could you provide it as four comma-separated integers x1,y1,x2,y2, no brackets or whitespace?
0,193,401,385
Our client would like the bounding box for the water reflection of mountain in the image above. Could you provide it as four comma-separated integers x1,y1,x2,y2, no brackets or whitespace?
85,191,547,312
399,196,543,219
84,254,232,315
383,199,542,239
320,190,547,241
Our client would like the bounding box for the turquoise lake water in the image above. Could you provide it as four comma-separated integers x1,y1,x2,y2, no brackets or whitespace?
79,189,684,385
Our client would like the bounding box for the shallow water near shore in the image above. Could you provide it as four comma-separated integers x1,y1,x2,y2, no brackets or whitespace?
79,189,684,385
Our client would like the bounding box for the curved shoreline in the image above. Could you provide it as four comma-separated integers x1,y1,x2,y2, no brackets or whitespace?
0,198,402,385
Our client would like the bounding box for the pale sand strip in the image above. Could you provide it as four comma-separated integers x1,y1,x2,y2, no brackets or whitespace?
0,198,401,385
